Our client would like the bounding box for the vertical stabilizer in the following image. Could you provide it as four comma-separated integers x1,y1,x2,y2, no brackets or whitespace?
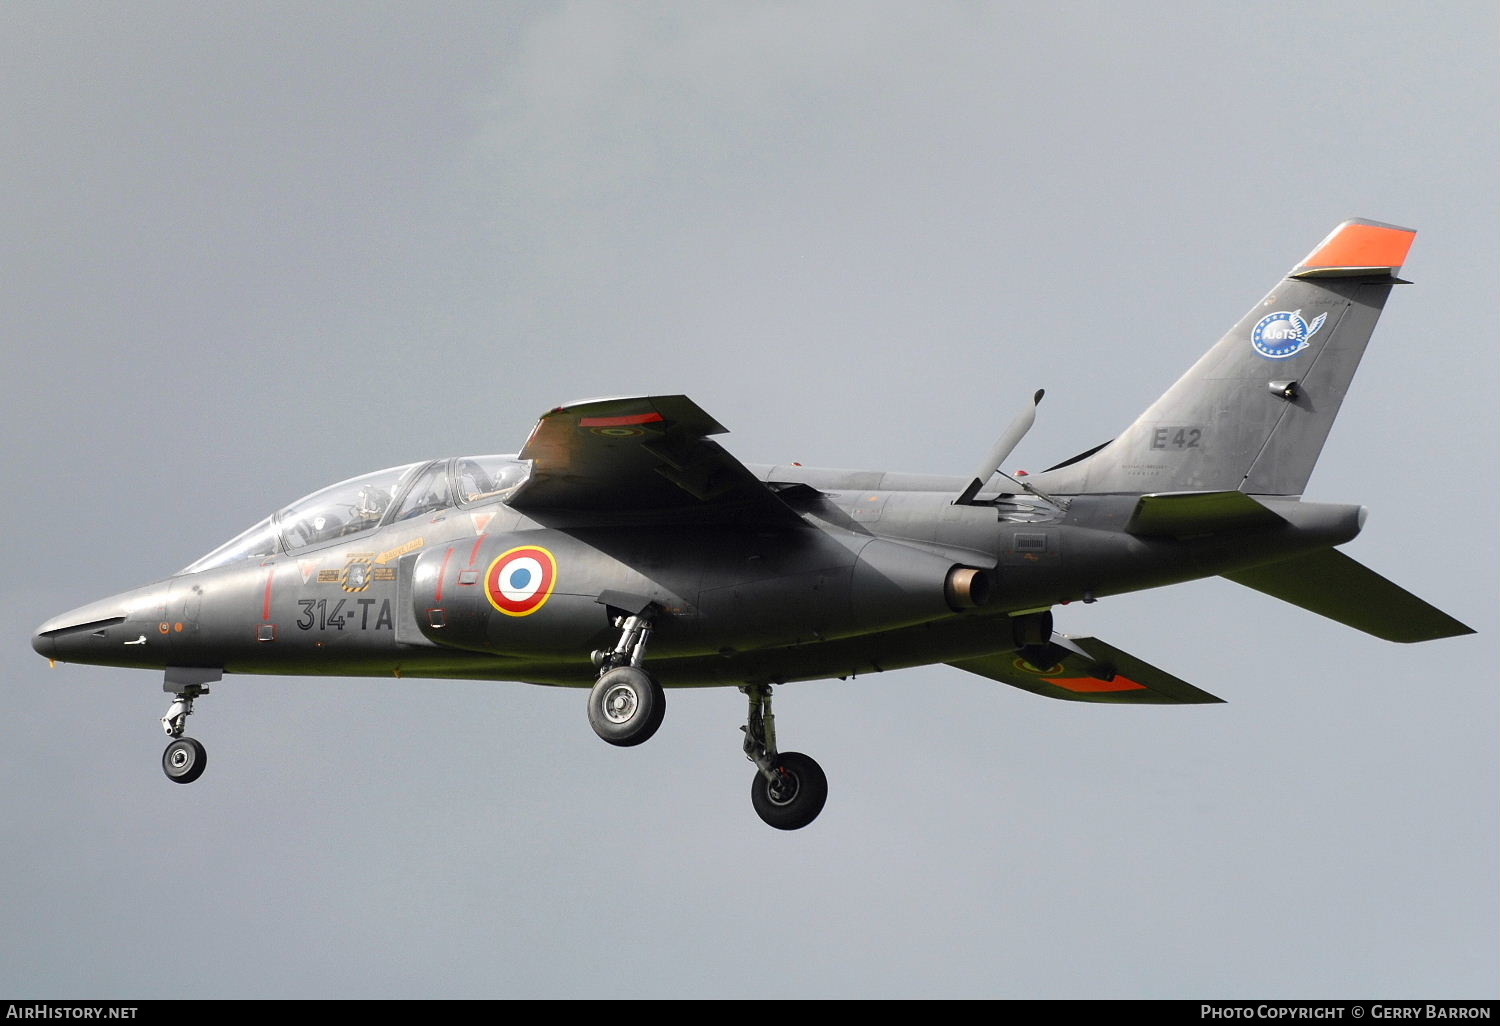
1033,220,1415,496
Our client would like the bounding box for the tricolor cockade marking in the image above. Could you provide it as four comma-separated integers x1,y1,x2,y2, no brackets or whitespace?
484,546,558,617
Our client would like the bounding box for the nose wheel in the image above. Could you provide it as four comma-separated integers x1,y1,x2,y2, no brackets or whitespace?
741,684,827,830
162,736,207,784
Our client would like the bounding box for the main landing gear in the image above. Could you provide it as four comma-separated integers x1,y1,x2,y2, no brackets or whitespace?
583,616,827,829
160,667,220,784
587,612,665,747
741,683,827,831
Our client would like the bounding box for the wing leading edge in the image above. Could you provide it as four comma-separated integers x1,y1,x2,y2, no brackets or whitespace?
509,395,802,525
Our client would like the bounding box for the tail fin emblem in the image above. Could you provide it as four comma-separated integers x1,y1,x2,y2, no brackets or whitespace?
1251,308,1327,359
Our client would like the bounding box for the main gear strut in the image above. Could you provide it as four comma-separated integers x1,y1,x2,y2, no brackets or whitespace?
592,612,653,674
740,683,827,830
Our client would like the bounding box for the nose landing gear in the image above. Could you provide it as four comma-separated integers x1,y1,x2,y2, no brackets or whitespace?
159,667,220,784
741,683,827,830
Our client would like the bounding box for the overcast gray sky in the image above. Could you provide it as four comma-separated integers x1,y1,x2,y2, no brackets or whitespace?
2,1,1495,999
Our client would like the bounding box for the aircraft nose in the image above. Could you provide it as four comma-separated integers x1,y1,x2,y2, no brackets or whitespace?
31,586,161,667
33,603,126,662
31,622,57,659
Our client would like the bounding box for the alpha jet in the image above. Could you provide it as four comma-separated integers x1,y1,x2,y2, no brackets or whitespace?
33,219,1473,830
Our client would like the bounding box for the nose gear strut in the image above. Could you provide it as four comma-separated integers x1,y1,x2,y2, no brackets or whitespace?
740,683,828,830
160,690,201,740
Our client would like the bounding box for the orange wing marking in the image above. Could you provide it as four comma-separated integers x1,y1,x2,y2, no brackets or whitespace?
1043,675,1148,694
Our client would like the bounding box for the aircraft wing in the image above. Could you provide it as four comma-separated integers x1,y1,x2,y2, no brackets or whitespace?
509,394,803,524
948,635,1225,704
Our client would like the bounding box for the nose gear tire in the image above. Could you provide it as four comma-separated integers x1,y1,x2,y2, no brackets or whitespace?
162,737,207,784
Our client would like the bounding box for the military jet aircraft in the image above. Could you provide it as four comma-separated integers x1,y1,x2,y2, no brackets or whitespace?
32,219,1472,829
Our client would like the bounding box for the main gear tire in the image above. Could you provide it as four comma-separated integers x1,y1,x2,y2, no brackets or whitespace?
587,666,666,747
750,751,827,830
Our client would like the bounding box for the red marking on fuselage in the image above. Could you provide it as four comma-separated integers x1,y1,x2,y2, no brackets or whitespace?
435,546,456,603
579,412,664,427
468,534,487,566
262,568,275,620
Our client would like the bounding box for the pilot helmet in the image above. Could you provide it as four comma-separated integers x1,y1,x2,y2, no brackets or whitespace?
355,486,390,521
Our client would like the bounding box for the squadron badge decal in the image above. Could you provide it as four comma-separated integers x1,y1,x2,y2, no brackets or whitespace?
318,554,395,593
1251,308,1327,359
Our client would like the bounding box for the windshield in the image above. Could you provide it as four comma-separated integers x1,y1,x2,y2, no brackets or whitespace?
179,516,281,575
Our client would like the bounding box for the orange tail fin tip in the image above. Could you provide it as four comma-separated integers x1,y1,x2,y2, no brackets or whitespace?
1296,219,1415,276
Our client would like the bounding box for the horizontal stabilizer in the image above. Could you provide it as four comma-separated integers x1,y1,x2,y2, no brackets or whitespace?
1124,490,1285,537
948,636,1224,704
1222,548,1474,642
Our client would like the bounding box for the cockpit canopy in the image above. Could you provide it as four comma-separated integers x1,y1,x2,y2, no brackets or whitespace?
179,455,529,575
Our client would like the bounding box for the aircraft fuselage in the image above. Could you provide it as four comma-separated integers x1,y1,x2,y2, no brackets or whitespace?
33,468,1363,688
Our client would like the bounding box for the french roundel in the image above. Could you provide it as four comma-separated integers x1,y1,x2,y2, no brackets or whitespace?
485,546,558,617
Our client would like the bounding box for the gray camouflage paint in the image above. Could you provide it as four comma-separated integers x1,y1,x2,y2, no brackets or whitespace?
30,220,1472,798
